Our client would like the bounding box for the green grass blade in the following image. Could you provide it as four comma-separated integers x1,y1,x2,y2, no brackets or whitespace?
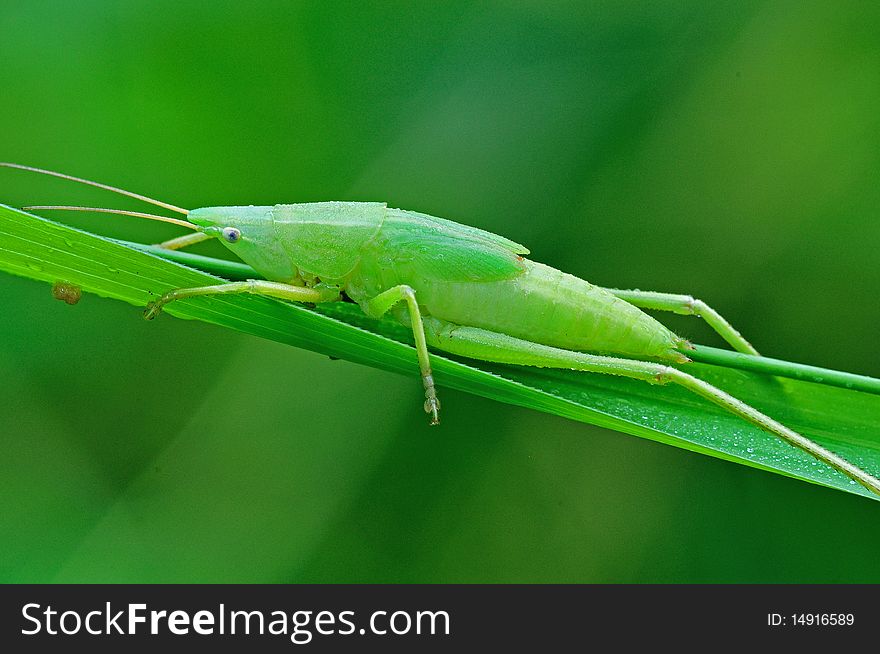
2,204,879,500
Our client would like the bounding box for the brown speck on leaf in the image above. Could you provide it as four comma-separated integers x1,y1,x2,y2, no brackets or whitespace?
52,281,82,305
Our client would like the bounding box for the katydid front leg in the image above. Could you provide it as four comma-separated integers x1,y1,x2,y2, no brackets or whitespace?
156,232,211,251
361,285,440,425
143,280,341,319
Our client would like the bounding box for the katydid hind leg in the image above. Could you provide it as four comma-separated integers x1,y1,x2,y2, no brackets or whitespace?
609,288,798,414
362,285,440,425
143,280,341,319
422,316,880,496
604,288,759,356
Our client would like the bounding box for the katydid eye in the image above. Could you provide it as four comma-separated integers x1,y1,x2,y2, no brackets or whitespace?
221,227,241,243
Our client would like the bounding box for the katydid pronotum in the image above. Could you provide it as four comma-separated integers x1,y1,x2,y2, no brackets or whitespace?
3,162,879,496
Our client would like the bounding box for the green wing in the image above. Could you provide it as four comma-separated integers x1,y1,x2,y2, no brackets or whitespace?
377,208,530,282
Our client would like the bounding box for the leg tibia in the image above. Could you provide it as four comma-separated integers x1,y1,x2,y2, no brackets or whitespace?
667,369,880,495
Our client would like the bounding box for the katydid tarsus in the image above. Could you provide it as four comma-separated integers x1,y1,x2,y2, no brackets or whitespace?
3,162,879,496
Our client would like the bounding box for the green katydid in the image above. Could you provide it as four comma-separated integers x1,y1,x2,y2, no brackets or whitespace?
4,162,879,496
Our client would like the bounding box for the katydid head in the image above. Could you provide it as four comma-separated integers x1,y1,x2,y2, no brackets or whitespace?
187,205,297,281
191,202,388,283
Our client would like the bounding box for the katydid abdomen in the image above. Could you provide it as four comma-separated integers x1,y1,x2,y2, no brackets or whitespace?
347,258,684,362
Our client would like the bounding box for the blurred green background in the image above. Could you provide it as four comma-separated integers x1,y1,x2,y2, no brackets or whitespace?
2,1,879,583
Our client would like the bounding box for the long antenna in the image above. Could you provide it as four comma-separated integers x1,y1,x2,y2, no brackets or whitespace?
23,205,198,230
0,162,190,216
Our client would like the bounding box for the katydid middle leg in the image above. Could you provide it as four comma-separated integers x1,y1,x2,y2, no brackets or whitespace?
422,316,880,495
361,285,440,424
603,288,759,355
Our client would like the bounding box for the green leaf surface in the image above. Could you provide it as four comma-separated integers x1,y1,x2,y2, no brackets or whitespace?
2,204,879,500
